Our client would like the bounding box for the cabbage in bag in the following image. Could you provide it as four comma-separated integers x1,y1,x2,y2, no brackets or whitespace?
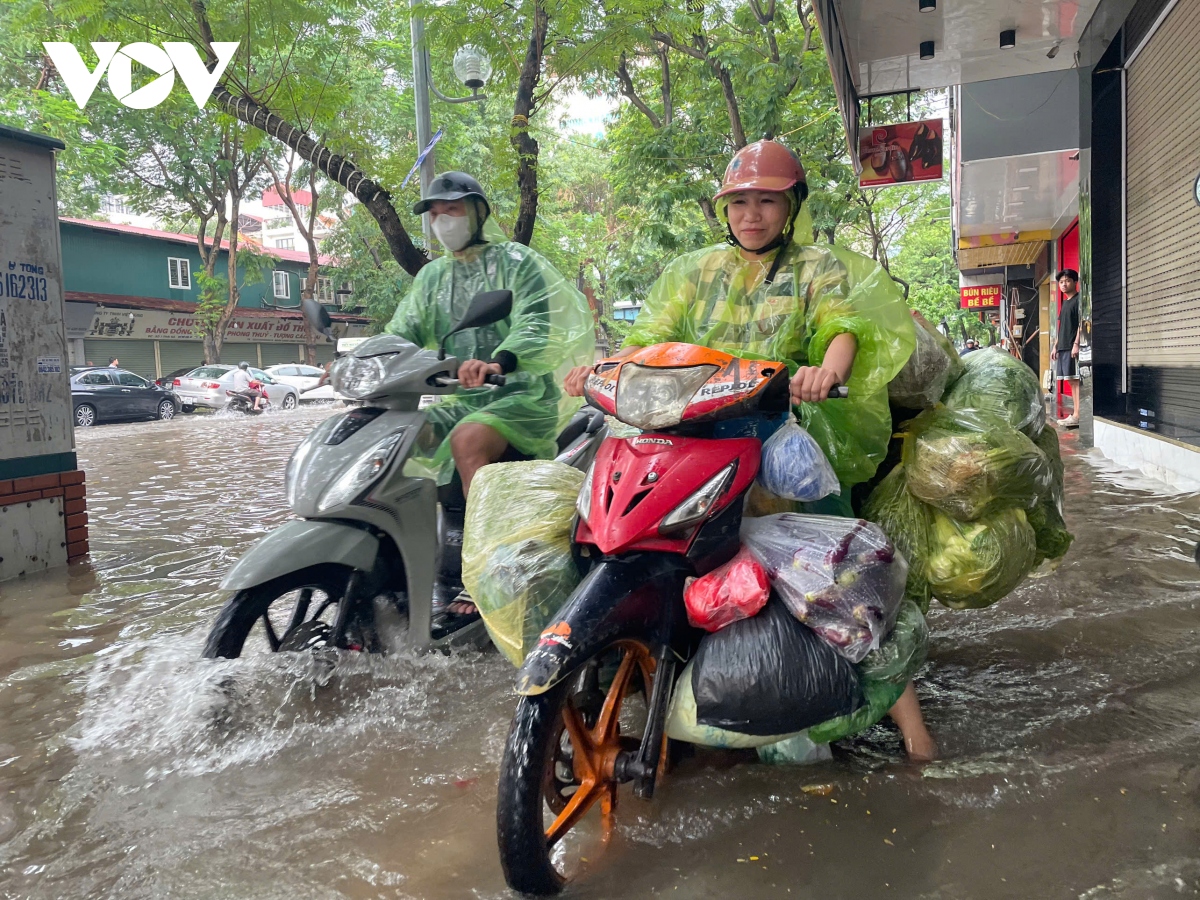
888,315,964,409
856,600,929,686
756,418,841,502
943,348,1046,438
901,407,1052,521
926,506,1038,609
861,466,935,612
462,461,584,665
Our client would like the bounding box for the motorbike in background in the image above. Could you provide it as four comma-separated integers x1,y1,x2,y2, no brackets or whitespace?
495,343,845,895
223,387,270,416
202,292,606,659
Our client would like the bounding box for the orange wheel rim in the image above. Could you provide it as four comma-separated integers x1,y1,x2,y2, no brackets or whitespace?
544,641,656,848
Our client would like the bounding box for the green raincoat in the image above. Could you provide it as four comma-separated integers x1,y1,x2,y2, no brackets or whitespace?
386,228,595,484
624,202,916,487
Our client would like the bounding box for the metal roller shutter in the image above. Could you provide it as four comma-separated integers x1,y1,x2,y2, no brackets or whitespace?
219,342,256,366
158,340,207,376
82,339,156,379
259,343,304,367
314,343,335,365
1125,0,1200,367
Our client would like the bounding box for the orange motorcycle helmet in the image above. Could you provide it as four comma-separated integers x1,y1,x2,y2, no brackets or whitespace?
713,140,807,202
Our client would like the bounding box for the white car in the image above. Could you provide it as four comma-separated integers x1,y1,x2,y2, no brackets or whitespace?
173,365,300,411
265,363,327,392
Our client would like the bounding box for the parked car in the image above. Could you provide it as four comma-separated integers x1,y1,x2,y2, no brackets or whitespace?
264,363,327,393
156,365,200,388
71,367,181,427
171,365,300,412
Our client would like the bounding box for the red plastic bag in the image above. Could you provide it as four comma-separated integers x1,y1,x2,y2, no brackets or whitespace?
685,546,770,632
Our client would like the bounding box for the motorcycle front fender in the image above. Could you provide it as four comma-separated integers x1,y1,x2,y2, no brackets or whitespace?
220,518,380,591
514,553,692,696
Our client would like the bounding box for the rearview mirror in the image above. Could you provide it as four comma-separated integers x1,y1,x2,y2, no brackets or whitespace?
301,298,333,339
439,290,513,359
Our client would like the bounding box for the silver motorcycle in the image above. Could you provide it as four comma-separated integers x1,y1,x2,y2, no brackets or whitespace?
202,291,606,658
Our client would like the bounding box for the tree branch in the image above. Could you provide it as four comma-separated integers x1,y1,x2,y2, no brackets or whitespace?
616,52,662,129
656,43,673,126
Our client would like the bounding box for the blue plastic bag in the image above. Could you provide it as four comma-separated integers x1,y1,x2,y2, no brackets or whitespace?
756,417,841,502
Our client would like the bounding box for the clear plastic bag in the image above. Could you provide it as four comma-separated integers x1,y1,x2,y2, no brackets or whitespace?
461,460,584,665
926,506,1038,609
741,514,907,663
943,347,1046,438
684,546,770,632
860,466,935,612
900,407,1052,521
888,315,964,409
756,417,841,502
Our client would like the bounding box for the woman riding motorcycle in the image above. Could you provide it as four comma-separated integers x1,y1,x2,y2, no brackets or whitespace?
564,140,937,759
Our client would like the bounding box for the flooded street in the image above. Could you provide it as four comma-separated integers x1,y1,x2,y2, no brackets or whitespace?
1,406,1198,899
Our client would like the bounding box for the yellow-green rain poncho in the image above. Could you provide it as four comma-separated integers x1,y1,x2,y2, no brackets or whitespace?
624,199,916,488
385,220,595,484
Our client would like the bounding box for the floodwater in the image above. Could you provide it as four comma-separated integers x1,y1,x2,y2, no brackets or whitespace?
1,406,1199,899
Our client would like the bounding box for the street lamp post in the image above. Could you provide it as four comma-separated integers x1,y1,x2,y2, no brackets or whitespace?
408,0,492,248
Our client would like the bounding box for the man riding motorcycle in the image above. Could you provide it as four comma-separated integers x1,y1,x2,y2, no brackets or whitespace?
231,361,265,411
563,141,937,760
386,172,594,623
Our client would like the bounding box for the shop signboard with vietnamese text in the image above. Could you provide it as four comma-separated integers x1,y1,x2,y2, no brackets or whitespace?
84,308,366,342
960,284,1002,309
858,119,944,188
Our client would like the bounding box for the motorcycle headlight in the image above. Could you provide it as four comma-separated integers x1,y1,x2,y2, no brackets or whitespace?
615,364,718,431
576,462,595,523
659,461,737,534
332,355,389,400
318,428,407,512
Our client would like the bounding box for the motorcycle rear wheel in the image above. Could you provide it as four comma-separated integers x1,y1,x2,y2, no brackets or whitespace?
496,639,660,896
202,564,376,658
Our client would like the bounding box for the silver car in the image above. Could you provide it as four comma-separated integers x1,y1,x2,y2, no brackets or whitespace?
173,365,300,412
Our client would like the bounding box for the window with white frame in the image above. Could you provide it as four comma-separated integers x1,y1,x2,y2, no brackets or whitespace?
272,270,291,299
301,275,335,303
168,257,191,289
274,237,294,250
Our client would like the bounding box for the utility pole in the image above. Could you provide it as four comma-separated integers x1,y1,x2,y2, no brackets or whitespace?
409,0,436,248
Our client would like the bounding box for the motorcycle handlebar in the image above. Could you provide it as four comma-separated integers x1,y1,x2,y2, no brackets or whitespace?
828,385,848,399
432,374,507,388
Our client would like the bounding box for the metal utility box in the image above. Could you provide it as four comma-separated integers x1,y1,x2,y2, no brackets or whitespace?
0,124,89,581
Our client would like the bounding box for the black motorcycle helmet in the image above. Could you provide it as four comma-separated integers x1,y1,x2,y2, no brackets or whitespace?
412,172,491,218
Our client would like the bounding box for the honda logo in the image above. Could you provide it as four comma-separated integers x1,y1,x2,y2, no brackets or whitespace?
42,41,239,110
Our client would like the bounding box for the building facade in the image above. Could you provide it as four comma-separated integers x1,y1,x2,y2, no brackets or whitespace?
815,0,1200,488
59,219,367,380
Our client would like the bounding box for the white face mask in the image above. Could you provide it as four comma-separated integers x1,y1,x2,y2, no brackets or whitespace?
432,213,474,252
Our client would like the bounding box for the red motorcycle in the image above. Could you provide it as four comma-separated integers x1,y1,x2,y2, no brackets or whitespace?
496,342,844,895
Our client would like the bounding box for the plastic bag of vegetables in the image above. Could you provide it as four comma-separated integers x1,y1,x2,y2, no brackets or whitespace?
856,599,929,685
860,466,935,612
462,461,584,665
943,348,1046,437
888,315,964,409
926,506,1038,609
900,407,1052,521
741,514,907,662
756,417,841,502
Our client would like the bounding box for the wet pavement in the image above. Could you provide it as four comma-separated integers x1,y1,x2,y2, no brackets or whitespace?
1,406,1198,899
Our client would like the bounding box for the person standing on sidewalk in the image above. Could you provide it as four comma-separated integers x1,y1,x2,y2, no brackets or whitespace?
1055,268,1082,428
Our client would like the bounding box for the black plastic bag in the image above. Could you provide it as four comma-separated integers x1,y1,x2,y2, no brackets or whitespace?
692,597,863,736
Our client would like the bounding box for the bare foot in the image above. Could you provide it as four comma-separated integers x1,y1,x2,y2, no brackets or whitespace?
447,600,477,616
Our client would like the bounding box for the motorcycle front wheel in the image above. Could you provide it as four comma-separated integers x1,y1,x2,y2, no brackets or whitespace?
202,564,381,658
496,639,662,896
